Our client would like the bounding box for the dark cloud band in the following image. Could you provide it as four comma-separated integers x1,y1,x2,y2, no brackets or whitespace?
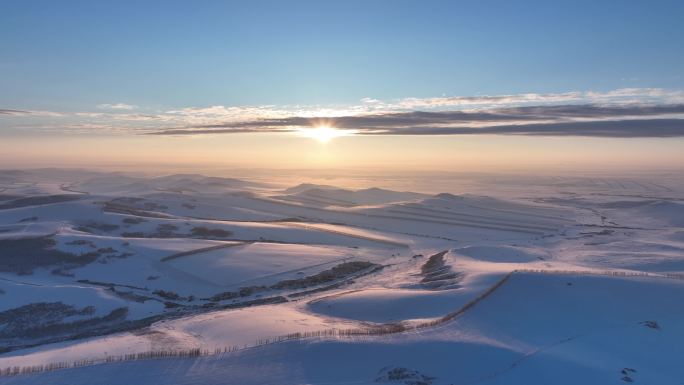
366,119,684,138
147,104,684,138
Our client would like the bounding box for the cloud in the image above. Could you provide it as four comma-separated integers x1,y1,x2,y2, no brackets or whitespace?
0,109,30,115
147,104,684,138
0,109,64,117
147,127,290,136
4,88,684,138
362,119,684,138
379,88,684,110
97,103,137,110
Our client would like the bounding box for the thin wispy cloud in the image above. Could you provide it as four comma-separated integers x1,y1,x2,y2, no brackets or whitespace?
97,103,138,110
0,109,63,117
0,109,30,115
364,88,684,110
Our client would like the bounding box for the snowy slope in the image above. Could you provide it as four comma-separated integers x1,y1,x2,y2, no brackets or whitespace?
1,169,684,385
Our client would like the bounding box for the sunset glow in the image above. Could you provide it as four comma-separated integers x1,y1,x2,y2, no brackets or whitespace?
299,126,350,143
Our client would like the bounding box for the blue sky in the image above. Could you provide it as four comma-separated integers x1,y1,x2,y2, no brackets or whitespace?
2,0,684,111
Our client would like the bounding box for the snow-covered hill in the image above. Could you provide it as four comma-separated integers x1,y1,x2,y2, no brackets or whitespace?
1,169,683,384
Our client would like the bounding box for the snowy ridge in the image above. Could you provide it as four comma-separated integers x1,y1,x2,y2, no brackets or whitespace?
1,169,684,384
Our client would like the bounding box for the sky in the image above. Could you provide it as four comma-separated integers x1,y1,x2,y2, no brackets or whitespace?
1,0,684,172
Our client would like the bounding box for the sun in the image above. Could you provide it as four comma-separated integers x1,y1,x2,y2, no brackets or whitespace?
299,126,345,143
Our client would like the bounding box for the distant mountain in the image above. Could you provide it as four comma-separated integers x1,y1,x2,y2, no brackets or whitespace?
283,183,341,194
281,185,427,206
73,173,266,195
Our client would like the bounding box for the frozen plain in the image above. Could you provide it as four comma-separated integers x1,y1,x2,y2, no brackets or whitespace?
0,169,683,384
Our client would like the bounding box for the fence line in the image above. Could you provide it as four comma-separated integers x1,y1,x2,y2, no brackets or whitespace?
514,268,684,281
4,267,679,377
